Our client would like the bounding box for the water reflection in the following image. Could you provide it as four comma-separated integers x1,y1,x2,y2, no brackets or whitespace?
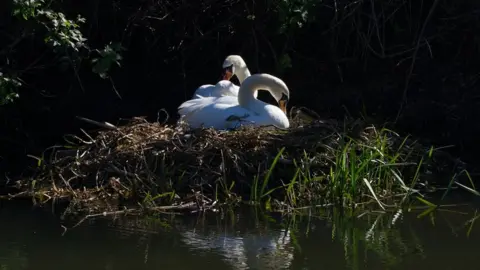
0,200,479,270
178,211,294,269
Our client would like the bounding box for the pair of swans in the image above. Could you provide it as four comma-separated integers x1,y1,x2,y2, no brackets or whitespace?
178,55,290,130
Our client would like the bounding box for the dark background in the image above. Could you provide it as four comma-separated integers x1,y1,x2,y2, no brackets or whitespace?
1,0,480,179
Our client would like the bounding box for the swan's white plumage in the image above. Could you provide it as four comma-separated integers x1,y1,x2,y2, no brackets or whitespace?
178,96,287,130
191,80,240,99
178,75,289,130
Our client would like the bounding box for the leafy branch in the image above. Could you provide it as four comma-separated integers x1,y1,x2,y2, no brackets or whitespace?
1,0,124,105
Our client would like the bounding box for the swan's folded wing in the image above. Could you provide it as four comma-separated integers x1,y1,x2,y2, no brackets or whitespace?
212,81,240,97
178,97,250,130
178,96,216,117
192,84,215,99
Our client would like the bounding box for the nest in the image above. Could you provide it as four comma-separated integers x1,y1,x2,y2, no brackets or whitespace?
20,108,456,215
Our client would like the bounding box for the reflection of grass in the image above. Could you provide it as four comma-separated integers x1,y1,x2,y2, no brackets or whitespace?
283,204,480,270
290,209,416,269
339,211,417,269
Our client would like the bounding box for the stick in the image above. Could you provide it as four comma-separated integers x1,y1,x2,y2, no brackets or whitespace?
71,208,137,229
76,116,118,130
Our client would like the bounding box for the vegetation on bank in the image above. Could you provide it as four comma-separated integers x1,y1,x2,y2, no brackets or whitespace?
6,109,476,216
1,0,480,217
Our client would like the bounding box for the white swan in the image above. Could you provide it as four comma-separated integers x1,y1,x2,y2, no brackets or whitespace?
178,73,289,130
192,55,258,99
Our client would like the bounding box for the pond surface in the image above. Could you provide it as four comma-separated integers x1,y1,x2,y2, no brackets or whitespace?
0,197,479,270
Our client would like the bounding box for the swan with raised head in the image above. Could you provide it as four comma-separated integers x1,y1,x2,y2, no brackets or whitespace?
192,55,258,99
221,55,251,84
178,73,289,130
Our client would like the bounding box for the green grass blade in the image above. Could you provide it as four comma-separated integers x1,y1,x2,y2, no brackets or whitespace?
362,178,385,210
261,147,285,196
415,196,437,207
455,181,480,196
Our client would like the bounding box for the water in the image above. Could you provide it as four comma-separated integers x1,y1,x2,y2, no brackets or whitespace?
0,199,479,270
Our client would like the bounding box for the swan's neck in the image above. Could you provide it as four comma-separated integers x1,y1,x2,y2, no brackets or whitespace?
237,67,258,98
236,67,251,84
238,78,265,113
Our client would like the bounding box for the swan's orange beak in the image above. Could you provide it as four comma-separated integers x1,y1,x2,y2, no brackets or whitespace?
222,69,233,81
279,93,289,114
279,100,287,114
222,65,234,81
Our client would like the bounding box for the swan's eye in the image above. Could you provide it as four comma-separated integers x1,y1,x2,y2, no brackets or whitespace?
280,93,289,102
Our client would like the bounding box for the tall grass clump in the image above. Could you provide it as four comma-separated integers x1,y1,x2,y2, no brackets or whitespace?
328,128,417,208
277,125,426,211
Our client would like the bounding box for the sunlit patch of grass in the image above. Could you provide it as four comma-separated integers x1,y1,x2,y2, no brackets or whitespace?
269,127,432,212
326,129,417,208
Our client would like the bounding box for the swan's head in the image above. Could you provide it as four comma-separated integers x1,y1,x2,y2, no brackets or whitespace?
221,55,247,81
270,78,289,115
241,73,290,114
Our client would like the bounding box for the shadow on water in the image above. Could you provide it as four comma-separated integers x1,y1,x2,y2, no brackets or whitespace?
0,198,479,270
